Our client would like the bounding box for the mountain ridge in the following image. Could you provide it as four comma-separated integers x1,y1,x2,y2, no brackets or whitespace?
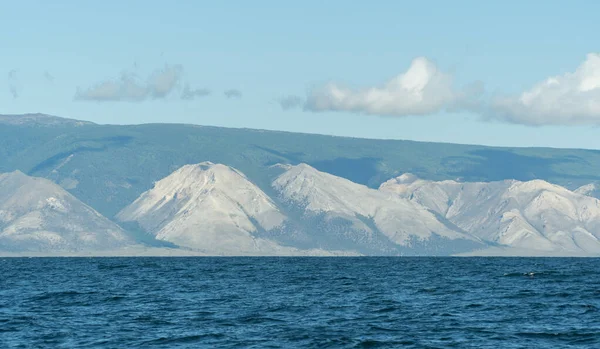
0,113,95,127
269,163,483,255
4,113,600,150
380,174,600,254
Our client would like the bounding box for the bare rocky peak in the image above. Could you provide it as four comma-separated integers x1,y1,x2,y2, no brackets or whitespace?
117,162,289,254
0,170,131,252
272,163,478,248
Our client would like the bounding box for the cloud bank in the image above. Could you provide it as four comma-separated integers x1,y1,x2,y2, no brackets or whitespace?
490,53,600,125
75,65,183,102
303,57,480,117
281,54,600,127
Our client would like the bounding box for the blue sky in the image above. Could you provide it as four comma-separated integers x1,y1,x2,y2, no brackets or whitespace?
2,0,600,148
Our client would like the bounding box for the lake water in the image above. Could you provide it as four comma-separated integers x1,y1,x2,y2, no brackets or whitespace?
1,257,599,348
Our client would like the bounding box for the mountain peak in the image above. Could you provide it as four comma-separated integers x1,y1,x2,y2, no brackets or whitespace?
180,161,215,170
168,162,249,188
0,169,27,178
506,179,567,195
0,170,39,190
118,162,287,253
0,171,131,252
575,183,599,197
280,163,320,176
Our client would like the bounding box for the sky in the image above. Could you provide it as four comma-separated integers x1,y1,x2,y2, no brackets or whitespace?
2,0,600,149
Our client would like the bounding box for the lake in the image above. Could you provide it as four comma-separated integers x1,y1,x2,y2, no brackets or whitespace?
1,257,599,348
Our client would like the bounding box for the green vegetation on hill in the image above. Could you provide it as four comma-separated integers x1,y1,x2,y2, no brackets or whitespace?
2,115,600,218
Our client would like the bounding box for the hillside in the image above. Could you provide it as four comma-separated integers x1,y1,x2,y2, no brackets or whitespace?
117,162,288,254
270,164,481,255
0,170,132,252
118,162,481,255
381,174,600,254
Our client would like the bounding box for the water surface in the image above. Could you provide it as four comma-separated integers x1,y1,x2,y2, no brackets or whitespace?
1,257,599,348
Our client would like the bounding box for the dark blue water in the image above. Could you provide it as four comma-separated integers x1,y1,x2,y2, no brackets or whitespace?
1,257,599,348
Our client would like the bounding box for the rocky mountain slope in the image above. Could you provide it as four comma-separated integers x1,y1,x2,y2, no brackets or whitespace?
118,162,481,255
380,174,600,254
4,158,600,256
117,162,302,254
268,164,481,255
0,171,132,252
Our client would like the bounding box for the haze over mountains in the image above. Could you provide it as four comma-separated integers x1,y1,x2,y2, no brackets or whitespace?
3,113,600,256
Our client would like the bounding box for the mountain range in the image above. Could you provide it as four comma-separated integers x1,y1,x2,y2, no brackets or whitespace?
3,113,600,256
380,174,600,255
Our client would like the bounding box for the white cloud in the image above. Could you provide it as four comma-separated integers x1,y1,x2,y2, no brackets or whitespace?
75,65,183,102
148,65,183,98
277,95,304,110
44,71,54,83
490,53,600,125
304,57,479,116
224,89,242,99
181,84,211,100
7,69,19,98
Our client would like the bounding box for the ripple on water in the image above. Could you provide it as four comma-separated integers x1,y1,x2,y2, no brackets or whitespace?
0,257,599,348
